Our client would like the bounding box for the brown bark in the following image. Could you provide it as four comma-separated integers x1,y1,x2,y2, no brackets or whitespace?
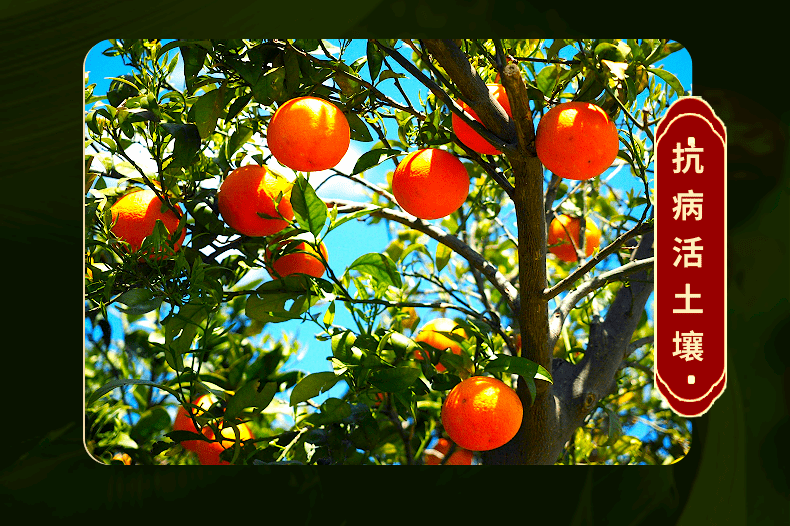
420,39,654,465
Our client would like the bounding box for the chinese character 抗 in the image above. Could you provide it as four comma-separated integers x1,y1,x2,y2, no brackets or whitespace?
672,137,704,174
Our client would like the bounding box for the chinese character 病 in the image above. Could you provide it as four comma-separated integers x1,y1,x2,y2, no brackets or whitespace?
672,190,703,221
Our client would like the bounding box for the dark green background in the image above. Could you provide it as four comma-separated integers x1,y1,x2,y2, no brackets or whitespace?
1,1,787,522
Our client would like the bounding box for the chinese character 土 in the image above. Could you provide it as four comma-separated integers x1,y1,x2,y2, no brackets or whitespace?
672,330,703,361
673,236,703,268
673,283,704,314
673,137,704,174
672,190,703,221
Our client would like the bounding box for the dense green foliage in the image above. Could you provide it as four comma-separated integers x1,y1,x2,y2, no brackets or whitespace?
85,38,690,465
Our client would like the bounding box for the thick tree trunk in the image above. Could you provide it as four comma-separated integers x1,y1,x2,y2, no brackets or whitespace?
422,39,655,465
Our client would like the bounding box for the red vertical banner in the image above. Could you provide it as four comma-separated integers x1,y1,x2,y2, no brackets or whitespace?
655,97,727,417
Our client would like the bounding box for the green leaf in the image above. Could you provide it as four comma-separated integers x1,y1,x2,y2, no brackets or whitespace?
435,242,452,272
483,354,553,384
524,376,537,406
346,112,373,142
536,64,563,96
327,205,381,233
252,67,286,106
603,406,624,447
291,175,328,236
644,41,684,66
116,288,163,315
227,124,254,158
160,123,200,168
193,86,226,139
87,378,181,406
647,67,685,96
367,40,384,82
368,366,421,392
244,275,320,323
284,48,301,96
164,301,214,369
130,406,171,444
323,301,336,327
224,380,278,421
177,43,210,93
157,39,211,59
106,75,138,107
346,253,402,288
380,331,420,356
292,39,321,52
224,92,253,125
352,148,399,175
289,372,342,406
594,42,627,63
306,398,353,425
331,329,360,362
378,70,406,82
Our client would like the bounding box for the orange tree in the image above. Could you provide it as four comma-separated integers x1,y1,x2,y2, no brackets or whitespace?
85,39,690,465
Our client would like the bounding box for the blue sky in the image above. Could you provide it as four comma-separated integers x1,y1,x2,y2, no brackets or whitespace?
85,39,692,452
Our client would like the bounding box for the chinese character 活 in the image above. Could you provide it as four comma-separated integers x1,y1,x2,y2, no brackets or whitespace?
673,236,703,268
673,283,703,314
672,330,703,361
672,190,703,221
672,137,704,174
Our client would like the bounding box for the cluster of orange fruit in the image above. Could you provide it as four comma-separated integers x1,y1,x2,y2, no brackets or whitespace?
107,96,347,278
450,83,615,262
410,317,523,454
103,87,616,462
172,394,255,465
105,87,611,268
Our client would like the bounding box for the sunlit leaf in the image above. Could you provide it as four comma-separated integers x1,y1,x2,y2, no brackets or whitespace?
346,253,402,288
291,175,328,237
290,372,342,406
224,380,278,421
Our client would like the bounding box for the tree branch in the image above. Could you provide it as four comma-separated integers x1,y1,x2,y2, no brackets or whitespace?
542,220,654,301
547,256,654,352
325,199,519,313
547,229,655,464
421,39,520,159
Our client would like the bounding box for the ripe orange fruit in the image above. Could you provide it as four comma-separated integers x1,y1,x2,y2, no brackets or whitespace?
266,96,350,173
424,438,474,465
547,214,601,262
109,188,186,256
413,318,467,373
535,101,619,180
111,452,132,465
194,420,255,465
391,149,470,220
451,83,512,155
173,394,255,465
265,236,328,279
172,394,215,453
441,376,523,451
217,165,295,237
